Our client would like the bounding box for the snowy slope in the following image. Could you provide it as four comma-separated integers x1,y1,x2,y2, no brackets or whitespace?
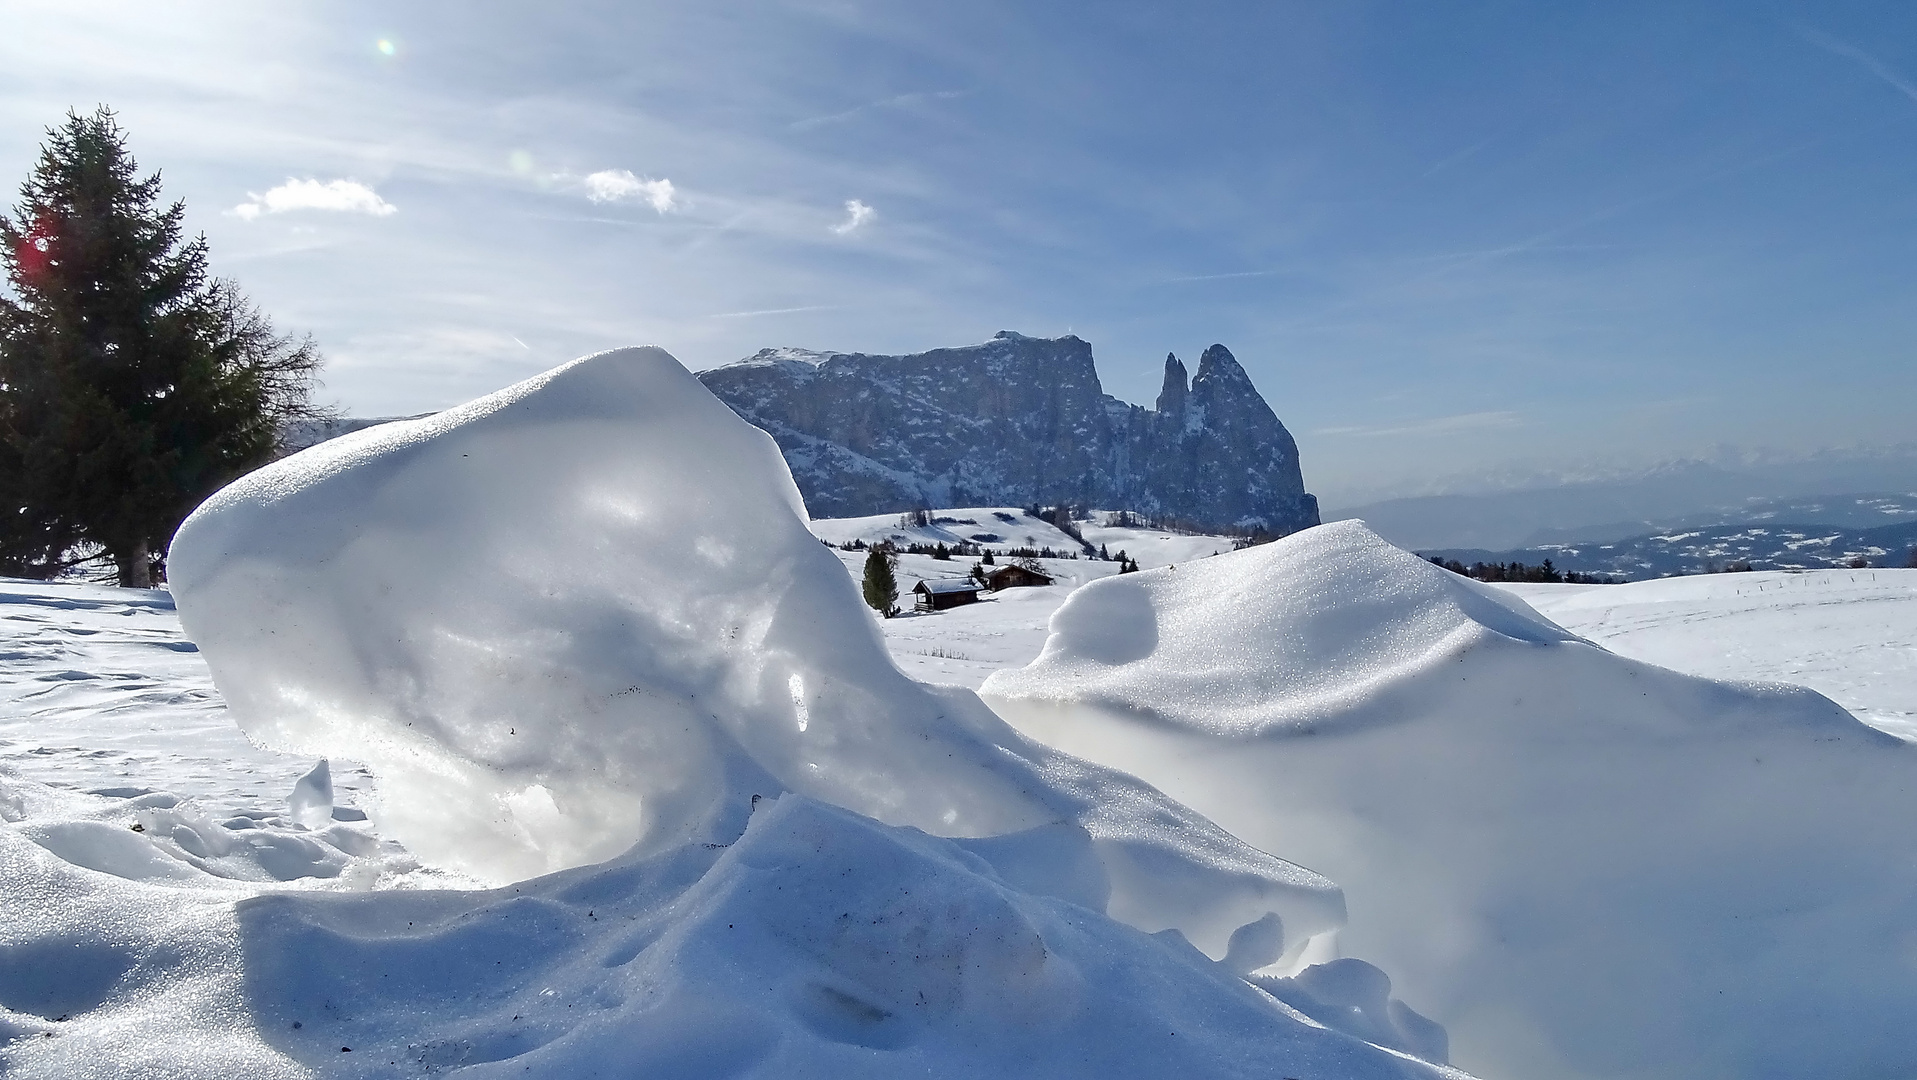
810,507,1089,555
1498,568,1917,741
810,507,1237,567
811,508,1237,688
982,521,1917,1080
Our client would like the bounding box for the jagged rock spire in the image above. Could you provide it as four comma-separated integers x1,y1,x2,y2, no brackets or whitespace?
1156,353,1189,418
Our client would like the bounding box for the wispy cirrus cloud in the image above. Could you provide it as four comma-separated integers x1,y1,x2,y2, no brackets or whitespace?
1798,26,1917,106
582,169,676,211
1315,411,1524,439
790,89,970,131
708,304,839,319
232,178,395,220
1155,269,1281,284
832,199,875,234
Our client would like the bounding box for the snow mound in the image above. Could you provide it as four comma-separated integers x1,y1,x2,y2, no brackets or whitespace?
984,519,1577,734
1,770,1467,1079
983,521,1917,1080
166,347,1342,962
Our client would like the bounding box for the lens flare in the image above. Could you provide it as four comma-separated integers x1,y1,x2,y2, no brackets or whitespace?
377,39,396,56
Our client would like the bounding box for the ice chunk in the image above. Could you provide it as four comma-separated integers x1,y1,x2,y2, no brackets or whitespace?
983,520,1917,1080
167,347,1342,958
285,760,332,830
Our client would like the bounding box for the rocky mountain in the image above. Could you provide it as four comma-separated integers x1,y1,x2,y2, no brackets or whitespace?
697,331,1318,534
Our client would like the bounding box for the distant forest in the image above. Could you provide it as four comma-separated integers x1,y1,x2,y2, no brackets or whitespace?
1426,557,1621,585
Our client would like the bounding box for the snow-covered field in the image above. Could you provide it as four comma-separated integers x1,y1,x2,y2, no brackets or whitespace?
0,581,383,821
4,347,1914,1080
1502,568,1917,742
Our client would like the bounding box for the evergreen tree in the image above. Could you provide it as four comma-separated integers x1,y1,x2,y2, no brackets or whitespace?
0,108,327,586
861,547,898,617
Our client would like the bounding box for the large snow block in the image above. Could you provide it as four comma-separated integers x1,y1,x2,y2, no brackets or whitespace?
168,348,1340,961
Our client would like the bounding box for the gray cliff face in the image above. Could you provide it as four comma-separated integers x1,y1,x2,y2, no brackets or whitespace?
697,331,1319,533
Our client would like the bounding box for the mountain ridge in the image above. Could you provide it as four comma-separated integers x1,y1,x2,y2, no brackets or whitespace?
698,331,1319,534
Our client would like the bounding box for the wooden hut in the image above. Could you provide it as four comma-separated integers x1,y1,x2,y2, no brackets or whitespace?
985,565,1054,591
913,578,983,612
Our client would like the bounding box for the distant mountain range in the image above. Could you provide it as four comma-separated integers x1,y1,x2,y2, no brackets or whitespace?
1422,512,1917,580
1328,453,1917,551
697,331,1319,535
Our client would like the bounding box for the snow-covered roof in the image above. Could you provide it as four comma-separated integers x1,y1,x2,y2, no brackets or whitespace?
916,578,982,595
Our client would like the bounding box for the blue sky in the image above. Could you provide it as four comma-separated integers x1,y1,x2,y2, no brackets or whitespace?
4,1,1914,502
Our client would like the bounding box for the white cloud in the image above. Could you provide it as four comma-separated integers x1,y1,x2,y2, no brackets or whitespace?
832,199,875,235
233,178,396,220
584,169,676,212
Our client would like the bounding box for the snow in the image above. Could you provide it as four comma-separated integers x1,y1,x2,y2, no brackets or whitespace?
0,764,1468,1079
0,579,382,824
13,342,1913,1078
981,520,1917,1080
0,347,1489,1078
810,507,1088,556
809,507,1237,569
1076,514,1238,567
1497,568,1917,741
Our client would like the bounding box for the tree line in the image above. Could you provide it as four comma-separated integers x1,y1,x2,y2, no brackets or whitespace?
1426,557,1621,585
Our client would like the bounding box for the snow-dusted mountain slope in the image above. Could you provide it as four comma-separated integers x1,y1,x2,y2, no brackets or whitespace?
980,521,1917,1080
699,331,1319,534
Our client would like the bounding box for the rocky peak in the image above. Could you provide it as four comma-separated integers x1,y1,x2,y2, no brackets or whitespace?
697,332,1318,534
1192,344,1255,394
1155,353,1189,419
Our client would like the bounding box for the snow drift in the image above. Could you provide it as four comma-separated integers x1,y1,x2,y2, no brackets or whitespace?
0,765,1464,1079
166,347,1342,959
982,521,1917,1080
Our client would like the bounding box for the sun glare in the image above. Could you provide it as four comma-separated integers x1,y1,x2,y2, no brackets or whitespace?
376,39,396,56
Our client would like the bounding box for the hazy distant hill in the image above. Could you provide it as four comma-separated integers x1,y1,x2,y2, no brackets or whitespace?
1328,453,1917,551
